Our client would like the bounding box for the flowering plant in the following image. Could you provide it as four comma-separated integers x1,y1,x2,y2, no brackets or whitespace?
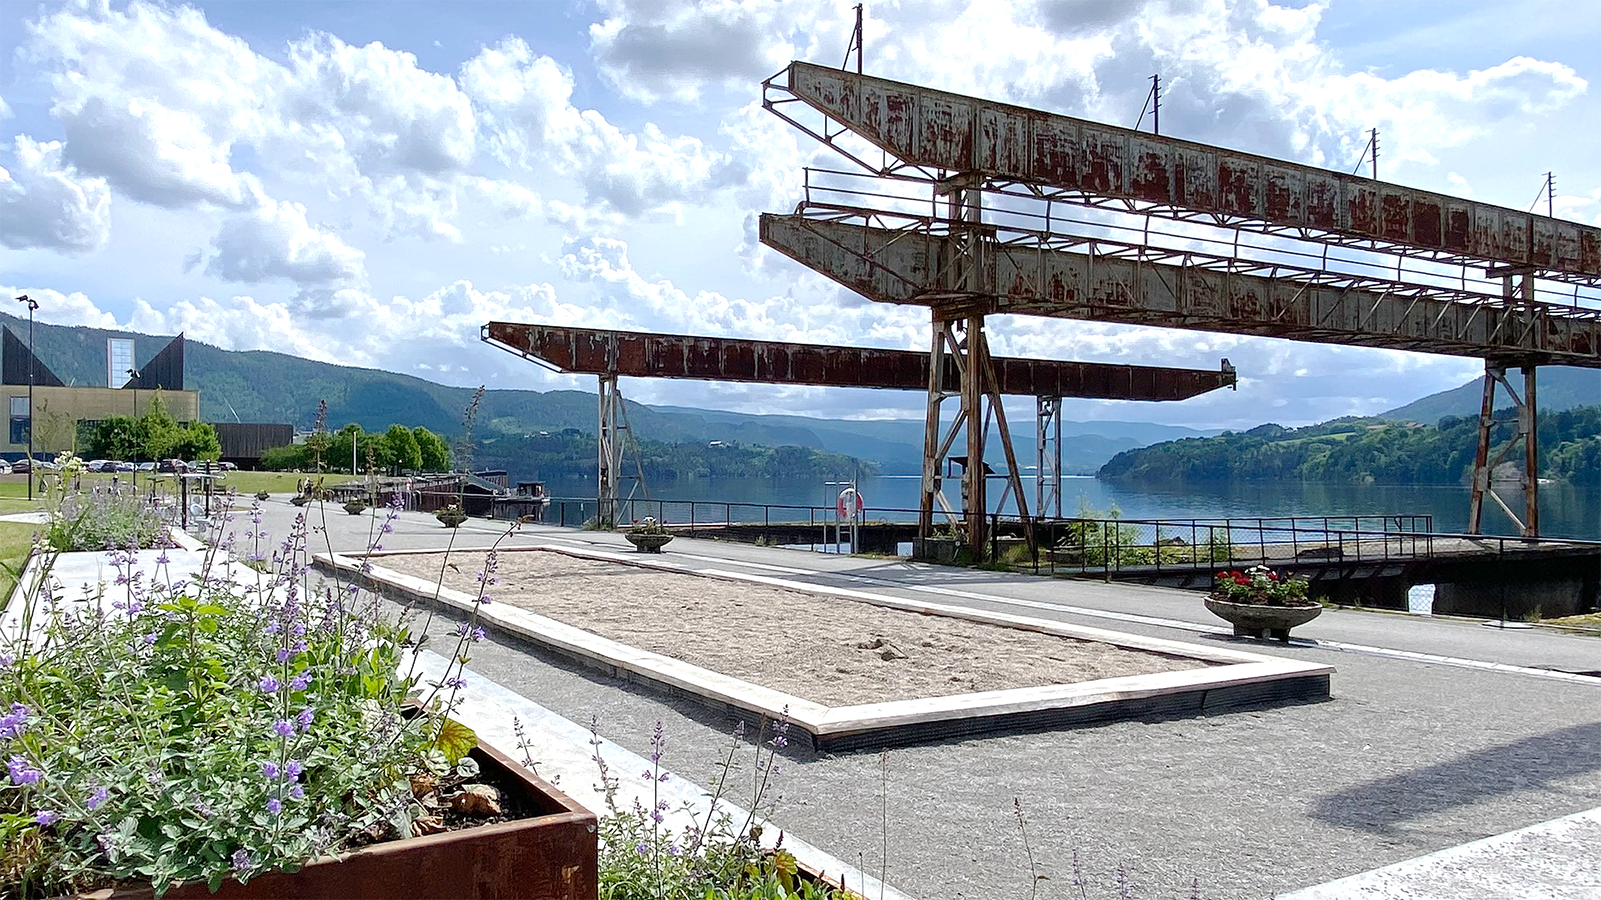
629,517,668,536
0,492,500,897
1210,565,1313,607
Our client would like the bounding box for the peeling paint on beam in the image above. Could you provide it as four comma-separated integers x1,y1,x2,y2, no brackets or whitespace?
481,322,1235,401
758,215,1601,367
776,61,1601,284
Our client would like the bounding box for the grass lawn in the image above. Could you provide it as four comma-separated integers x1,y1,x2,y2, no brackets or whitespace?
0,521,40,609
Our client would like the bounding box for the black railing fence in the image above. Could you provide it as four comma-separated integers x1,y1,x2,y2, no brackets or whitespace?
532,496,1456,573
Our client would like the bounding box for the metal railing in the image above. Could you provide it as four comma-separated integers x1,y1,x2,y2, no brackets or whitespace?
1027,514,1436,576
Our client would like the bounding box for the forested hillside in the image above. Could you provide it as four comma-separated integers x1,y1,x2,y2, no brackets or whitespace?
1100,407,1601,486
475,431,871,481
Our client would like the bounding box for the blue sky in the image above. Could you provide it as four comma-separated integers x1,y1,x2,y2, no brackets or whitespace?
2,0,1598,430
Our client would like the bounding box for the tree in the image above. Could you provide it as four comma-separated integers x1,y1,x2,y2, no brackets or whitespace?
86,417,140,460
131,392,181,461
413,426,450,471
170,423,221,461
382,424,422,472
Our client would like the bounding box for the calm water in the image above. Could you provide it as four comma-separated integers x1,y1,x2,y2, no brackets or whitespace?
540,475,1601,540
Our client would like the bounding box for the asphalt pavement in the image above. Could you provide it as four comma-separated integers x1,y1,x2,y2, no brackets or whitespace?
219,496,1601,899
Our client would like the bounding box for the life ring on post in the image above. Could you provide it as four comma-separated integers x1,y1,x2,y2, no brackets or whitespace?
836,487,864,520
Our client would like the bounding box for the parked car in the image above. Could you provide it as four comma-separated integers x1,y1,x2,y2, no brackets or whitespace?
86,459,114,472
218,461,238,471
157,459,192,473
136,462,156,472
0,461,11,475
11,459,30,474
115,461,135,472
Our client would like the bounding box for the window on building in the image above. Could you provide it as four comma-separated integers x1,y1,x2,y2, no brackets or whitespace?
108,339,134,388
9,396,29,446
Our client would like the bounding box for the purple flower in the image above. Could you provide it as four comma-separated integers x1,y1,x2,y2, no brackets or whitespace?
35,810,58,826
0,702,27,739
275,648,291,663
289,671,312,691
7,755,41,786
258,675,281,694
87,786,110,810
266,797,282,816
271,719,294,738
284,759,303,778
296,708,314,731
471,626,486,643
232,848,254,872
0,652,13,669
290,784,305,800
143,632,158,645
263,761,281,779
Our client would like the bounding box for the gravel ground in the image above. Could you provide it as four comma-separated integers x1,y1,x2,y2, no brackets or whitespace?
377,548,1209,707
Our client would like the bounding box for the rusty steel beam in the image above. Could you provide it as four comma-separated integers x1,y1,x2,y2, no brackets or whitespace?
482,322,1236,401
767,61,1601,285
759,214,1601,367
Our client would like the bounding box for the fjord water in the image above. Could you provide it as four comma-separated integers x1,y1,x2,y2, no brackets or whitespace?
540,475,1601,541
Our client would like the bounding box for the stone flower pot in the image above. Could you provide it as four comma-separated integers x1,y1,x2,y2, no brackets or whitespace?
344,500,368,516
107,740,598,900
254,490,271,502
290,494,311,507
1205,596,1323,642
436,508,467,528
625,532,673,553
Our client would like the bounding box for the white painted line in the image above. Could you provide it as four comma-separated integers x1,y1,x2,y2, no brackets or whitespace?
797,569,1601,689
1280,804,1601,899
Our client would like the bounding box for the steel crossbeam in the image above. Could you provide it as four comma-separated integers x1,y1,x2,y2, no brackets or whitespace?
764,61,1601,286
759,214,1601,367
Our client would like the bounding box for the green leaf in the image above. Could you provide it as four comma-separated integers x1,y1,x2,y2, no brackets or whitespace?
430,717,478,766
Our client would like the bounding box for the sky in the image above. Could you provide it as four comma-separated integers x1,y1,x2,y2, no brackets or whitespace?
1,0,1599,431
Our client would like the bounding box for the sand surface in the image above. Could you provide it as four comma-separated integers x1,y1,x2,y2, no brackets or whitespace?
378,548,1212,708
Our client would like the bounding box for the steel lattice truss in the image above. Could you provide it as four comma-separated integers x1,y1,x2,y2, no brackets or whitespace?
760,212,1601,365
763,61,1601,288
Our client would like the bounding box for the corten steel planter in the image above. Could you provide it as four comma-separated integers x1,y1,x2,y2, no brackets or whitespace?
1205,597,1323,642
102,740,598,900
624,532,673,553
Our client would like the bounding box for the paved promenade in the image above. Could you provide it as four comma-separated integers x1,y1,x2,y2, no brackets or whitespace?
229,497,1601,898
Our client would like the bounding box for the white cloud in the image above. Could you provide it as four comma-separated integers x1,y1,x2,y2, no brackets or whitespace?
0,136,111,252
204,199,366,288
460,38,749,216
588,0,807,104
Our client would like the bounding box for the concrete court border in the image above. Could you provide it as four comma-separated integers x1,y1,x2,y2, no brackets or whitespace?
318,543,1334,752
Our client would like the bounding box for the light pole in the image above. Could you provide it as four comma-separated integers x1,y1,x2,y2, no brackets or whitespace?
15,294,37,500
127,368,140,490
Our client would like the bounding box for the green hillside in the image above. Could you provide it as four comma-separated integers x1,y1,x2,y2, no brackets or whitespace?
1380,365,1601,425
1100,409,1601,486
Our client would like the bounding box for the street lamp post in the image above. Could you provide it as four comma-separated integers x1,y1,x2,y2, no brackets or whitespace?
15,295,37,501
127,368,140,491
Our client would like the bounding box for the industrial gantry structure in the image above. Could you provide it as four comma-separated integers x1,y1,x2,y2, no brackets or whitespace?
757,61,1601,557
483,322,1235,529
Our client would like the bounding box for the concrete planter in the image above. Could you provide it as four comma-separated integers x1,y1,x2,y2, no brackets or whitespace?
111,740,598,900
343,500,368,516
625,532,673,553
436,509,467,528
1205,597,1323,642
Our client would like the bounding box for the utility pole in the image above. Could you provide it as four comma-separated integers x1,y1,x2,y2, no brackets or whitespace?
15,294,37,500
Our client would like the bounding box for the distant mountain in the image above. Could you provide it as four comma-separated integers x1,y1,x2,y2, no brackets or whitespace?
1381,365,1601,425
0,313,1215,472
